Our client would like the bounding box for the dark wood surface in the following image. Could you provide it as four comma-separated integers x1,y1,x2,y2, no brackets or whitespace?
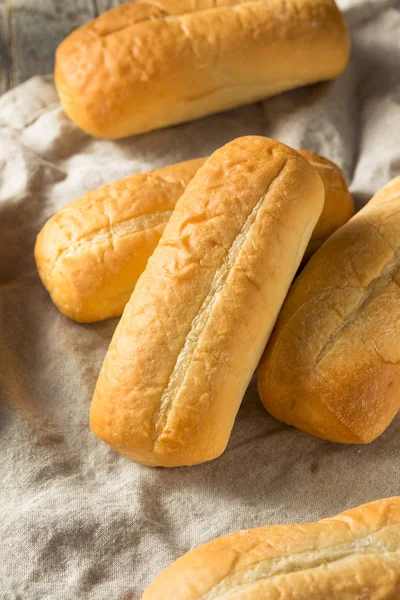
0,0,126,92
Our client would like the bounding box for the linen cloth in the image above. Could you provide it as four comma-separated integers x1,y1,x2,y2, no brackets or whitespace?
1,1,400,597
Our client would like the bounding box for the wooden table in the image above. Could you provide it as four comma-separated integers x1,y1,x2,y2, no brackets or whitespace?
0,0,127,93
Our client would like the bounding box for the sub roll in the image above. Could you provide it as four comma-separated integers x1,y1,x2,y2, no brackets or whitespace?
55,0,350,138
34,158,204,323
35,151,352,323
258,177,400,444
142,497,400,599
90,136,324,467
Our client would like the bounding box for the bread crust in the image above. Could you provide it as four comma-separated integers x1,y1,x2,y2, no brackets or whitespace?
142,497,400,599
35,151,351,323
55,0,350,138
258,177,400,444
90,136,324,466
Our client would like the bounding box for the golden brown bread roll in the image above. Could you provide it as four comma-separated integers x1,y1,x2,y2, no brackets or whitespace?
55,0,350,139
258,177,400,444
34,158,205,323
90,136,324,467
35,151,352,323
142,497,400,599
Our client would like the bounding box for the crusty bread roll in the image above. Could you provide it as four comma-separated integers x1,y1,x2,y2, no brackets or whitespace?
34,158,204,323
55,0,350,139
90,136,324,466
258,177,400,444
142,497,400,599
35,151,351,323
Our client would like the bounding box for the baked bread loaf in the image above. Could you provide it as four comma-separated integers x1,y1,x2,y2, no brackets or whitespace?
35,151,351,323
34,158,204,323
55,0,350,139
90,136,324,466
258,177,400,444
142,497,400,599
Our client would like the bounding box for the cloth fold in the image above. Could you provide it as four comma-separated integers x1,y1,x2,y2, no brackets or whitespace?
1,1,400,597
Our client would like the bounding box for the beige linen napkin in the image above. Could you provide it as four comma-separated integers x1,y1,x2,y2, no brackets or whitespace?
1,1,400,597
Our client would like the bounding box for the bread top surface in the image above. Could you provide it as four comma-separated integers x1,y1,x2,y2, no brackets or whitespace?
90,136,324,466
55,0,349,137
142,497,400,599
34,158,204,321
258,177,400,444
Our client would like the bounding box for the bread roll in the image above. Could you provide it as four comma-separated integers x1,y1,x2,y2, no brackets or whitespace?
90,136,324,467
55,0,350,139
258,177,400,444
35,151,351,323
142,497,400,599
34,159,204,323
